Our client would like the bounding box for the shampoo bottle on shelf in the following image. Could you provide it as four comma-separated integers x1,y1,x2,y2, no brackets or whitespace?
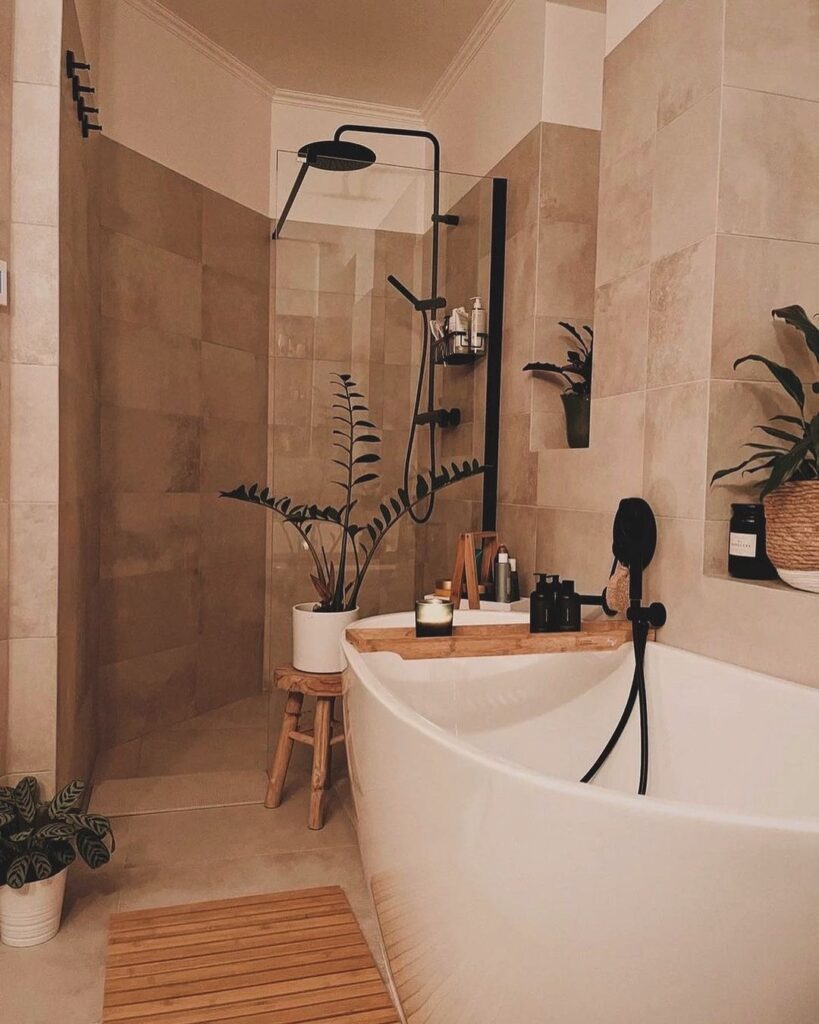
530,574,560,632
469,296,486,355
494,545,511,603
558,579,582,632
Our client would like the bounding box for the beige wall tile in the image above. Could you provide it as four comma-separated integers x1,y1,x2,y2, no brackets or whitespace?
503,225,538,327
202,342,267,425
10,363,58,502
491,125,541,239
656,0,724,129
101,405,200,493
0,501,8,638
600,11,658,169
596,138,654,287
712,234,819,384
275,237,320,293
273,314,315,359
202,187,271,285
643,380,709,518
7,636,56,773
97,645,198,745
11,83,58,226
101,230,202,339
272,356,311,426
200,416,266,492
12,0,61,85
9,501,57,638
706,379,793,520
496,502,538,595
98,569,199,665
593,266,650,398
98,140,202,260
535,506,614,596
498,413,538,506
100,493,200,580
651,87,720,261
540,123,600,226
199,492,266,569
9,222,58,364
536,221,597,318
100,317,201,417
724,0,819,103
501,319,535,416
648,235,715,387
202,265,268,354
719,87,819,243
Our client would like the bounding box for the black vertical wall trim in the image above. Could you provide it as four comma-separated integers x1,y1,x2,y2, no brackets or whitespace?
482,176,507,531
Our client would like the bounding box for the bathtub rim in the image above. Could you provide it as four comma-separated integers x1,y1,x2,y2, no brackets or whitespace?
342,616,819,837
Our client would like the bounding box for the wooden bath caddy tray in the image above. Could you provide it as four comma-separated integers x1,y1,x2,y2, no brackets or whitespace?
346,619,648,660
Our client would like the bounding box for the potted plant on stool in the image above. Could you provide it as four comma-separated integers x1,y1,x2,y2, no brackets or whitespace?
223,373,486,673
524,322,593,448
0,777,115,947
711,305,819,592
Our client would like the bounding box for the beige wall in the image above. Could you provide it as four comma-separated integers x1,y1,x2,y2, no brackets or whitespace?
0,0,11,781
5,0,63,794
96,139,270,747
57,0,100,785
497,0,817,686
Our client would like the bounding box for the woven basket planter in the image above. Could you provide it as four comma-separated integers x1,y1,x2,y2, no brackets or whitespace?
763,480,819,592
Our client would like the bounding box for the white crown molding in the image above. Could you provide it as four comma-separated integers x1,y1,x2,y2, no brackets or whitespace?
120,0,276,98
422,0,517,121
272,89,424,128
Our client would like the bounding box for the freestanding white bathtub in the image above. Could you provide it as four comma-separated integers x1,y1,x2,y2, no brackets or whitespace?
342,610,819,1024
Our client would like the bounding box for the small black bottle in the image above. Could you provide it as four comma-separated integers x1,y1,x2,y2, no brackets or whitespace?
530,574,561,633
728,503,778,580
558,579,582,632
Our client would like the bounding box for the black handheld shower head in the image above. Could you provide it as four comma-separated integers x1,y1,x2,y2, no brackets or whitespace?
612,497,657,572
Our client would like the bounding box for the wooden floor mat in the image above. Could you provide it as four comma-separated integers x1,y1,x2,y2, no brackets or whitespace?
103,885,400,1024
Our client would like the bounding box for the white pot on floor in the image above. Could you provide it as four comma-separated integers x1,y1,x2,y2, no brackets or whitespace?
292,604,359,673
0,868,67,947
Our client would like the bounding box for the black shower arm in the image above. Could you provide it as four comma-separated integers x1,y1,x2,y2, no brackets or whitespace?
272,162,309,240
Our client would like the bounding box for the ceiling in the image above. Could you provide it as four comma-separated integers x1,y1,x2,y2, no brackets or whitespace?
156,0,498,109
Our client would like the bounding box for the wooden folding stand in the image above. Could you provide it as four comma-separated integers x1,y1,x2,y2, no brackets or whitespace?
449,531,499,609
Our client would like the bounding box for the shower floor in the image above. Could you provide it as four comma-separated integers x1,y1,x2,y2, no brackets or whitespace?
0,696,373,1024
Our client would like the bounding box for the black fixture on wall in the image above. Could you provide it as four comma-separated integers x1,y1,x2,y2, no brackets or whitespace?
65,49,102,139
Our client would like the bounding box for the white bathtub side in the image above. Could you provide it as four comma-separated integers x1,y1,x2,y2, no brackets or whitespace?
343,631,819,1024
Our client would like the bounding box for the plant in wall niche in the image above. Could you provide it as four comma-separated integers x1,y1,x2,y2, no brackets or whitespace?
223,373,487,671
711,304,819,594
0,777,115,947
523,322,593,448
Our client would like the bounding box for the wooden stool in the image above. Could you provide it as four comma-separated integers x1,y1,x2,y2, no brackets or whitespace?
266,665,345,830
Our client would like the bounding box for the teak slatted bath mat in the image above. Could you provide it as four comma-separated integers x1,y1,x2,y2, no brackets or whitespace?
102,886,400,1024
345,619,647,660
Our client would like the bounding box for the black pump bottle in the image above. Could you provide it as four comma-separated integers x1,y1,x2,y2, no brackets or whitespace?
530,574,560,633
558,579,582,632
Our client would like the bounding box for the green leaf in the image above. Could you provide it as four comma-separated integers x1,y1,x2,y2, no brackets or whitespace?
30,852,52,881
354,434,381,444
710,450,775,484
416,475,429,499
772,305,819,364
755,424,804,445
6,855,30,889
10,829,32,843
733,355,805,410
34,822,76,841
76,829,111,870
49,842,76,869
48,779,85,819
353,453,380,464
353,473,379,486
380,504,391,525
14,776,38,825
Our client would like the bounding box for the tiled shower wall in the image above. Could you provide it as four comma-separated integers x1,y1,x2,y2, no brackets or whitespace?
57,0,100,783
501,0,817,685
267,223,419,674
96,139,269,747
0,0,10,780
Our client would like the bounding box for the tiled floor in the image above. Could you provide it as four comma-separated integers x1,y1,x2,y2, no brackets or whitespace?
0,695,376,1024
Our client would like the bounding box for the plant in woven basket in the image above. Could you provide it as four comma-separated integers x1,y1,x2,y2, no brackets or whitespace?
222,373,487,612
0,777,115,889
710,305,818,497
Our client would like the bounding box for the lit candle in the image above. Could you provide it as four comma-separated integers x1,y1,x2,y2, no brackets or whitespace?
415,597,454,638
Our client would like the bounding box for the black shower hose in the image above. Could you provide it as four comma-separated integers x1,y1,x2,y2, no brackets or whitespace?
403,309,436,525
580,614,650,795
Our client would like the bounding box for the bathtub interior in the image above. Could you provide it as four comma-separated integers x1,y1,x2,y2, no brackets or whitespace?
348,613,819,823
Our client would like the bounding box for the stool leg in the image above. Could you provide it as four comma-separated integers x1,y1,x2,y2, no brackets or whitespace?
266,691,303,809
325,698,335,791
309,697,332,830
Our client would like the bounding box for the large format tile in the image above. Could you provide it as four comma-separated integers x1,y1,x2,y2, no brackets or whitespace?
10,362,58,502
200,415,266,491
101,405,200,493
11,0,61,85
712,233,819,384
98,140,202,260
202,187,271,285
647,235,715,387
202,340,267,424
99,492,200,579
10,82,58,226
98,569,199,664
7,636,56,773
724,0,819,103
643,380,709,518
539,122,600,226
592,266,649,398
719,87,819,243
136,726,267,778
100,229,202,339
600,10,657,169
656,0,724,129
9,221,58,364
202,265,268,353
536,220,597,318
651,87,720,261
596,138,654,287
9,500,57,638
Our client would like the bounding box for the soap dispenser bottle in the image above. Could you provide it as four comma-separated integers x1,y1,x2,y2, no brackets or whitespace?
494,545,511,603
530,574,560,633
469,296,486,355
558,579,582,632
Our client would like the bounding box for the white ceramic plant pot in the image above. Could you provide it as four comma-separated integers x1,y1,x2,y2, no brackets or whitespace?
292,604,360,674
0,868,67,947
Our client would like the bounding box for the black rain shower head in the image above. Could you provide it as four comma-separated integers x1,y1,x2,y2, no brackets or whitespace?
298,139,376,172
273,139,377,239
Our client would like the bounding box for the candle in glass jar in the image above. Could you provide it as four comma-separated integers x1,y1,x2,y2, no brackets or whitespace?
415,597,454,638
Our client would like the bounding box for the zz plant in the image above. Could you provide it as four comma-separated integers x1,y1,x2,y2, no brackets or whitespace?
223,372,486,612
711,305,819,497
0,777,114,889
